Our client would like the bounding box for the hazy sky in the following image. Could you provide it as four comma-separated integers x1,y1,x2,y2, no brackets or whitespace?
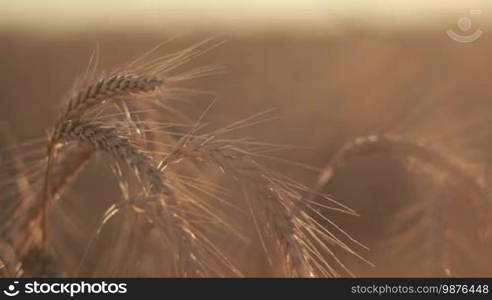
0,0,489,32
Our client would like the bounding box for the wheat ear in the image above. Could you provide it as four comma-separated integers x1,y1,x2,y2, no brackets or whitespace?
162,131,366,277
54,121,169,194
41,74,163,239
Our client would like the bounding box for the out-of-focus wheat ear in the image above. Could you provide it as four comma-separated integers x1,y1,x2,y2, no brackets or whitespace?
0,127,37,276
313,135,489,208
0,126,33,204
313,134,492,275
5,144,93,275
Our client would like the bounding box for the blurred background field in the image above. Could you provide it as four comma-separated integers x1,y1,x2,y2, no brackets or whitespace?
1,0,492,277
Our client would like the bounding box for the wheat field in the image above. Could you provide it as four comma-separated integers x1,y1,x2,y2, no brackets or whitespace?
0,29,491,277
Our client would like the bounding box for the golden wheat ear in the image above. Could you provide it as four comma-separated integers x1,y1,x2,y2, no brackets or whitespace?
0,40,222,277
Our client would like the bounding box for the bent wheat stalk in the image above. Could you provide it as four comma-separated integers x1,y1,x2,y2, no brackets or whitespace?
313,135,488,205
312,134,492,275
